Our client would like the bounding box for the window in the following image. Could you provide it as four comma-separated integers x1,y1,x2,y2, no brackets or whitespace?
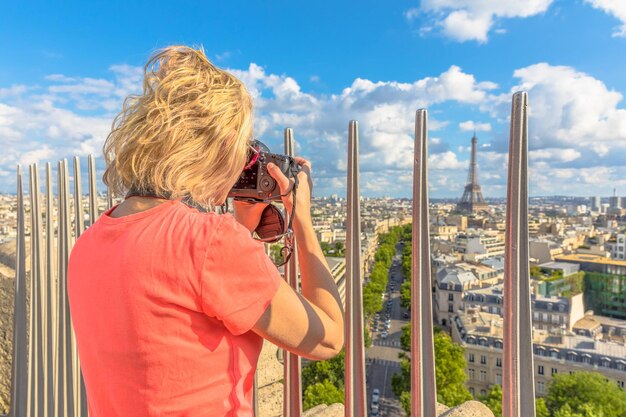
469,353,475,363
480,355,487,365
495,373,502,386
538,365,544,375
469,368,475,380
448,293,454,301
618,381,625,389
551,368,558,375
448,303,454,313
480,389,487,397
469,387,475,396
496,358,502,368
537,381,545,394
480,370,487,382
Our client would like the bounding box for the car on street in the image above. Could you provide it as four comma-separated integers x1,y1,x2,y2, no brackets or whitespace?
371,404,379,416
403,312,410,319
381,331,388,339
372,388,380,403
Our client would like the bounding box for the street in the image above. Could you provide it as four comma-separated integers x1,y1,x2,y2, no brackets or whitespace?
365,242,407,416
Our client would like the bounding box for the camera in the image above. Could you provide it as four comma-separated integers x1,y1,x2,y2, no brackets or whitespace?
228,140,299,203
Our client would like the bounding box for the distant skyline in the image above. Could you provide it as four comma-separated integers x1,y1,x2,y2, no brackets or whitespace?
1,1,626,198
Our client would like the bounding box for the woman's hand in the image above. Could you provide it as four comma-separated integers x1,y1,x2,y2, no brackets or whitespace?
267,157,312,224
232,200,269,233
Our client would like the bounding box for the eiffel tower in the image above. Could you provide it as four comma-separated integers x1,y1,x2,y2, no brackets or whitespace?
456,133,489,213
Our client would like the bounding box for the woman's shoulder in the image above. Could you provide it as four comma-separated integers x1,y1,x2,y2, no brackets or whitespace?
176,204,250,243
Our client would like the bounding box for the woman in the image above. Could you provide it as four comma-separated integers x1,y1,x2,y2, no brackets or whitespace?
67,45,344,417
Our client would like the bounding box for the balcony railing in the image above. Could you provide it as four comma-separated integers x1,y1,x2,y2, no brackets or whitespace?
4,91,533,417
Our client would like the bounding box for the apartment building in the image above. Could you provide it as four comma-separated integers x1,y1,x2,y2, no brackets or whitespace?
451,309,626,398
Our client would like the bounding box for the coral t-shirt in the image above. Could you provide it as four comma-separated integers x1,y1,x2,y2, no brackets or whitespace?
68,198,282,417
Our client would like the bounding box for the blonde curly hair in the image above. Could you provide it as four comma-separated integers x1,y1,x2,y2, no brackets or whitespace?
103,45,253,208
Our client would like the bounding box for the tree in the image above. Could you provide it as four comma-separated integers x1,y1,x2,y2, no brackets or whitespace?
393,325,472,412
333,241,345,256
270,243,285,264
400,280,411,310
363,284,383,317
478,384,502,417
535,398,550,417
302,350,345,390
303,380,345,410
553,403,604,417
320,241,331,255
364,328,372,348
546,371,626,417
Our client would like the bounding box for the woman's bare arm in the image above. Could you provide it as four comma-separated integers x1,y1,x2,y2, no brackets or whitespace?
251,158,344,360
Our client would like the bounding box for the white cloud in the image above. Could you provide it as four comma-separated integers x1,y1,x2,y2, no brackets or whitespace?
411,0,554,42
429,151,466,170
459,120,491,132
584,0,626,37
509,63,626,163
3,58,626,198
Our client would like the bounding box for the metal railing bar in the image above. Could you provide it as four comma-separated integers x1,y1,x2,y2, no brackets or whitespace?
4,165,28,417
45,163,56,417
344,120,366,417
283,127,303,417
503,91,535,417
411,109,437,417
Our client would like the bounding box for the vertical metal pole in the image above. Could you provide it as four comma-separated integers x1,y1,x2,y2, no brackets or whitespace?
27,164,46,417
71,157,88,417
88,155,98,226
55,160,75,417
8,165,28,417
503,92,535,417
282,127,302,417
411,110,437,417
344,120,366,417
73,157,85,237
45,163,56,417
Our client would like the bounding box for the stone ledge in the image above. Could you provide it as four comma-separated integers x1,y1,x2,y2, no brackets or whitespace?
296,400,494,417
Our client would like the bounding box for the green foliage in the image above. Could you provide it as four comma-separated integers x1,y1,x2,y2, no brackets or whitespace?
553,403,605,417
536,398,550,417
400,280,411,310
364,328,372,348
333,241,345,256
399,391,411,416
320,241,346,257
545,371,626,417
303,379,345,410
270,243,285,264
530,265,542,278
394,325,472,410
566,271,585,295
478,384,502,417
302,350,345,391
320,241,331,255
363,284,383,317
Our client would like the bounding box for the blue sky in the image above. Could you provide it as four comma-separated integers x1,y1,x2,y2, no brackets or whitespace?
1,0,626,198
